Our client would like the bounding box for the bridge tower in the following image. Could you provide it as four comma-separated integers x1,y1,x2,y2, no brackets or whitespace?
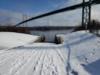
22,14,28,27
82,0,92,30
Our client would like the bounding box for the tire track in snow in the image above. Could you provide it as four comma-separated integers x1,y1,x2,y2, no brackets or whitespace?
39,50,48,75
52,49,67,75
12,49,44,75
0,50,27,65
40,50,54,75
41,50,60,75
0,50,10,55
0,45,69,75
55,48,65,64
27,50,44,75
0,50,32,75
51,50,61,75
39,51,46,75
9,50,36,75
0,51,17,64
0,50,28,65
32,50,46,75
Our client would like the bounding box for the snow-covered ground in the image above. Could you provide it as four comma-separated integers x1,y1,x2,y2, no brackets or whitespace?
0,31,99,75
31,29,73,42
0,32,42,50
0,43,90,75
56,31,100,75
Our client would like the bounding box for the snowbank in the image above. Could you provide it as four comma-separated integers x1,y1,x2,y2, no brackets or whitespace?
56,31,90,44
0,32,41,50
57,31,100,62
56,31,100,75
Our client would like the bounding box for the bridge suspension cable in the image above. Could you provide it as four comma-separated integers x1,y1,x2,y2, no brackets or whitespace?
14,0,100,27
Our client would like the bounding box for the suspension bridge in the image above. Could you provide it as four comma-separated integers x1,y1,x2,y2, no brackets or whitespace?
0,0,100,32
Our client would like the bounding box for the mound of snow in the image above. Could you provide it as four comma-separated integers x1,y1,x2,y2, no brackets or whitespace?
56,31,90,44
69,58,91,75
0,32,41,50
57,31,100,75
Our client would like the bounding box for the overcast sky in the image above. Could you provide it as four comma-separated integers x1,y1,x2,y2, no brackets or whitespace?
0,0,100,26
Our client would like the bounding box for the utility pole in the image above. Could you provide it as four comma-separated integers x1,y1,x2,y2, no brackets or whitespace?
82,0,92,30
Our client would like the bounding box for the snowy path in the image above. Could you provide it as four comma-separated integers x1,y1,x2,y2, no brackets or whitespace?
0,44,69,75
0,31,100,75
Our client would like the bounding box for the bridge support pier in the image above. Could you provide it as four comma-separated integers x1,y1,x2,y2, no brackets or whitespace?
82,0,92,31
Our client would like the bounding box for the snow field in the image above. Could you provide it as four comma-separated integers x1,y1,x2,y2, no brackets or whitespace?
0,43,70,75
0,32,42,50
56,31,100,75
0,31,99,75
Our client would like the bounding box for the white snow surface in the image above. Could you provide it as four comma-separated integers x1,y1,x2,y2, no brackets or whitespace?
0,43,90,75
0,31,100,75
0,32,41,50
56,31,100,75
